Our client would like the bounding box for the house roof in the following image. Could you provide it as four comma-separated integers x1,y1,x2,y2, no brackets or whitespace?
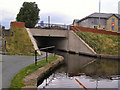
73,19,79,23
116,14,120,19
77,13,120,23
73,19,79,25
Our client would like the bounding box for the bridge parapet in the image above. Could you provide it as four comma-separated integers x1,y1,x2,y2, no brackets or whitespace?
29,29,68,37
36,23,70,30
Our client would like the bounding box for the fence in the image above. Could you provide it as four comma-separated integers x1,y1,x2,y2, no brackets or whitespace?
70,26,120,36
34,46,55,66
71,26,101,54
36,23,70,30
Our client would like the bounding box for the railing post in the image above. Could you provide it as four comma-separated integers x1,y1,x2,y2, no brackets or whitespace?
35,50,37,65
46,51,48,62
4,40,6,55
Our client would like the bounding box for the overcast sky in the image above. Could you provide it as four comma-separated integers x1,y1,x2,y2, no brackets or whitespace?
0,0,119,29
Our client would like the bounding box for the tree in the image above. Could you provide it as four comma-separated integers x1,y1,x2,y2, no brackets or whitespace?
16,2,40,28
2,26,5,30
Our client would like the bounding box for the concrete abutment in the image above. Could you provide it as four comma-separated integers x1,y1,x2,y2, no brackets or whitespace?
29,29,96,55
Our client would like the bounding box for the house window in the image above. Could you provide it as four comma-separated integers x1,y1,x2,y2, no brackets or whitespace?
119,27,120,31
103,26,105,30
112,18,115,22
112,26,114,30
119,20,120,26
94,26,98,29
98,25,101,28
94,19,97,24
89,25,92,28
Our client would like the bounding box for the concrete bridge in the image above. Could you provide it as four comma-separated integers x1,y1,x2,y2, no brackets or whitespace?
27,28,96,55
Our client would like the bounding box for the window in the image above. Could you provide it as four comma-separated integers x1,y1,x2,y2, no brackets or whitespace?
103,26,105,30
119,20,120,26
89,25,92,28
94,26,98,29
94,19,97,24
112,26,114,30
119,27,120,31
99,25,101,28
112,18,115,22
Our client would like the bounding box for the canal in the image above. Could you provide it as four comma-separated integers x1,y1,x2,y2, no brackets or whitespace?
38,51,120,89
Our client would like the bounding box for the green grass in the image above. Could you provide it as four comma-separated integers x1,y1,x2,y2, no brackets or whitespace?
75,31,119,55
9,55,58,89
6,28,35,55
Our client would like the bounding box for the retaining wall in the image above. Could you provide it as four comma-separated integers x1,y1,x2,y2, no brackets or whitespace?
68,31,96,54
22,56,64,89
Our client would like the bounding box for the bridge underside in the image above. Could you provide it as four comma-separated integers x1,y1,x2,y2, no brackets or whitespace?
34,36,68,51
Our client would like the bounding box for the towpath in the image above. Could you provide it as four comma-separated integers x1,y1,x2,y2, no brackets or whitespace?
2,52,50,88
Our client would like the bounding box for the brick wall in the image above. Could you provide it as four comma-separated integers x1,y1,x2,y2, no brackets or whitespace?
70,26,120,36
11,22,25,29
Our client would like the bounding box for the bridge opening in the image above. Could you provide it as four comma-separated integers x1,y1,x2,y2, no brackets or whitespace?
34,36,68,51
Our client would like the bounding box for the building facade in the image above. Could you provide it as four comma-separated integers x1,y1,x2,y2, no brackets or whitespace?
73,13,120,32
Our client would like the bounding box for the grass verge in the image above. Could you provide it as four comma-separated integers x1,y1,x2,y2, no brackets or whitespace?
9,55,58,89
5,28,35,56
75,31,119,55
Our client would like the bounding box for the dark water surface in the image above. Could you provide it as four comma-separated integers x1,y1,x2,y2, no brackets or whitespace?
38,51,120,89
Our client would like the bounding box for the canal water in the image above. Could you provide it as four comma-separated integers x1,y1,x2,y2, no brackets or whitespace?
38,51,120,89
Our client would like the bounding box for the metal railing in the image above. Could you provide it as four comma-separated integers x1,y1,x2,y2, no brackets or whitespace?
36,23,70,30
34,46,55,66
71,26,101,54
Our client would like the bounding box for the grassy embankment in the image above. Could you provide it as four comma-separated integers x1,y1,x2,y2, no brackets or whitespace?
6,28,35,55
75,31,119,55
4,27,59,88
9,55,58,89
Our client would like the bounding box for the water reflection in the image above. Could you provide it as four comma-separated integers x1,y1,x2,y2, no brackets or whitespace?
38,51,120,89
82,60,120,80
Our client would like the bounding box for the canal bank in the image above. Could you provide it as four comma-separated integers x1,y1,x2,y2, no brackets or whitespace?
7,50,120,89
58,49,120,60
22,55,64,89
7,54,63,89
